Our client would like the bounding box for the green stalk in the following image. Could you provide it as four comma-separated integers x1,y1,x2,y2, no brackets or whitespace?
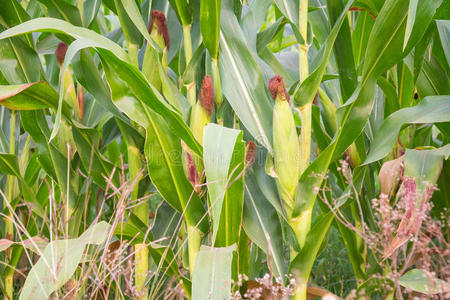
187,225,202,276
293,282,307,300
127,139,148,299
128,44,140,67
212,58,223,125
182,24,202,277
135,243,149,300
4,110,16,300
294,0,310,299
298,0,310,175
299,104,311,175
183,25,196,106
318,88,337,133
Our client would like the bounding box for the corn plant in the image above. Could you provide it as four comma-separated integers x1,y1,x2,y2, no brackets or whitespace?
0,0,449,299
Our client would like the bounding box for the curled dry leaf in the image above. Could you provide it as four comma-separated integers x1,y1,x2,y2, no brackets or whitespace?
378,156,404,197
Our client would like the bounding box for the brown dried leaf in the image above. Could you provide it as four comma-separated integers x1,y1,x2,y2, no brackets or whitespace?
378,156,404,197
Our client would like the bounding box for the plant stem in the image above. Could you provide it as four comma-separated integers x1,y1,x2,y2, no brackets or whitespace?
298,0,310,175
183,25,196,106
4,110,16,300
212,58,223,125
183,25,193,70
318,88,337,133
128,43,140,67
182,23,201,278
127,142,149,300
293,281,307,300
294,0,310,299
299,104,311,175
135,243,149,300
291,209,312,249
187,225,201,276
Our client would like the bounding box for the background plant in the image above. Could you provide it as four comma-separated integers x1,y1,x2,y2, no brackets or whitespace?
0,0,449,299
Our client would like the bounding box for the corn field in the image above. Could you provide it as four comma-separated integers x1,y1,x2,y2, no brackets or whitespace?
0,0,449,299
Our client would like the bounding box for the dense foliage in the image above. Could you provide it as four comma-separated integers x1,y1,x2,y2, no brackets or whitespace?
0,0,449,299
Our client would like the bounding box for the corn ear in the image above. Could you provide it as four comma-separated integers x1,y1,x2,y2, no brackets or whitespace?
183,75,215,191
270,76,300,213
56,42,79,119
190,75,214,144
143,10,170,90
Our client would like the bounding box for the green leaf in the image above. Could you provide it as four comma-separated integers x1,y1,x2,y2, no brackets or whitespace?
192,245,235,300
73,49,125,121
243,165,287,278
365,96,450,164
361,0,409,78
98,49,202,156
0,153,21,177
200,0,221,59
37,0,82,26
219,6,273,153
203,124,244,245
404,147,449,192
403,0,418,51
113,0,142,51
0,17,128,62
0,35,41,84
120,0,159,49
169,0,193,26
19,222,111,300
352,11,375,68
0,0,31,28
273,0,299,28
436,20,450,68
398,269,450,294
0,82,60,111
83,0,102,27
20,110,78,214
403,0,443,53
326,0,357,101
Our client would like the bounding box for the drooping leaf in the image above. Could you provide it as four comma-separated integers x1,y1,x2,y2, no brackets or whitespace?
365,96,450,164
203,124,245,245
19,222,111,300
404,146,449,191
398,269,450,294
0,82,60,111
192,245,235,300
243,166,286,278
0,17,128,61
